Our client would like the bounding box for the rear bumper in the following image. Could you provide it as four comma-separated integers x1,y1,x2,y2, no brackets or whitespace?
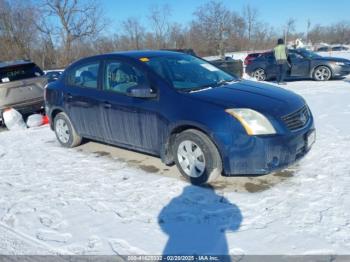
221,123,315,176
0,98,44,121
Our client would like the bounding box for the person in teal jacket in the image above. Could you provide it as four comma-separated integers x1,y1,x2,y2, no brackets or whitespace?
273,38,289,84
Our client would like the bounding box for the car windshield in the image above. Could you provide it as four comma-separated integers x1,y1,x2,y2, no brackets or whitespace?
144,54,237,91
298,49,321,59
0,63,44,83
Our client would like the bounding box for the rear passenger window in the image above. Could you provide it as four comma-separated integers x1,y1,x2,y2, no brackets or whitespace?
104,61,147,94
68,62,99,89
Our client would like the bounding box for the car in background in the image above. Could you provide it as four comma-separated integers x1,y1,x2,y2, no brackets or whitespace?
46,50,315,185
332,46,349,51
210,57,243,78
244,52,263,65
0,60,47,124
45,70,64,83
246,48,350,81
316,46,331,52
164,48,243,77
162,48,197,57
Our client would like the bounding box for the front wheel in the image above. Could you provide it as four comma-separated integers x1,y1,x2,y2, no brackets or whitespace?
173,129,222,185
54,112,82,148
253,68,267,81
313,66,332,81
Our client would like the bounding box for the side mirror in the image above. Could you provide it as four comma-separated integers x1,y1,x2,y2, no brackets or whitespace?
126,86,157,98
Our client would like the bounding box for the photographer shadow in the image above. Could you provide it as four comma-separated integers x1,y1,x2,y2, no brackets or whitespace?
158,185,242,257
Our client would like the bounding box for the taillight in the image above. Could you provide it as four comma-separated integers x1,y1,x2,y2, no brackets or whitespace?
244,58,252,65
44,84,48,101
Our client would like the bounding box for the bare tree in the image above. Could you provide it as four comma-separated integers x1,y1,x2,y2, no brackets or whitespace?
143,32,157,49
148,4,171,49
333,21,350,44
0,0,38,60
93,35,119,53
42,0,107,66
251,22,277,50
284,18,296,44
121,17,145,50
306,19,311,44
35,13,58,68
192,1,234,57
169,23,186,49
243,4,258,45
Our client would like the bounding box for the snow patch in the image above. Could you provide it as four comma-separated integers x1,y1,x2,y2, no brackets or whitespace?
36,230,72,243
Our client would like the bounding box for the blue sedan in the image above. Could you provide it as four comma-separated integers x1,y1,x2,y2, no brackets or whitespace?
45,51,315,185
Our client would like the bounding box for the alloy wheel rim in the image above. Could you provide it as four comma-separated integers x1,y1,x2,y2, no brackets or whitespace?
177,140,206,178
315,67,330,81
56,119,70,143
254,69,266,81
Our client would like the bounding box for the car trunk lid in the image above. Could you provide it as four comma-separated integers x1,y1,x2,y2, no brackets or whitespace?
0,63,46,108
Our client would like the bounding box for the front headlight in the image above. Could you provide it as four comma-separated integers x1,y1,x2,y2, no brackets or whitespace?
225,108,276,135
334,62,345,66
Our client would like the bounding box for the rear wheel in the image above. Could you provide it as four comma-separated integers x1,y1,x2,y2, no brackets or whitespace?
54,112,82,148
313,66,332,81
0,113,4,128
253,68,266,81
173,129,222,185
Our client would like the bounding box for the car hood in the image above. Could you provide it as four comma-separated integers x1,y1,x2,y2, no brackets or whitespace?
315,56,350,63
188,80,305,117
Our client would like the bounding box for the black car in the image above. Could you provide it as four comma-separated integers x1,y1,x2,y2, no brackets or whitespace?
45,70,63,83
163,49,243,78
332,46,349,51
246,49,350,81
210,57,243,78
317,46,330,52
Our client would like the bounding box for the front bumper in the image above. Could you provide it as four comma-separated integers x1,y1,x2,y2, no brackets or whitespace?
221,125,315,176
333,65,350,77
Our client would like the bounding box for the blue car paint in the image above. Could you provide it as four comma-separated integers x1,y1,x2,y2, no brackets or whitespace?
45,51,315,176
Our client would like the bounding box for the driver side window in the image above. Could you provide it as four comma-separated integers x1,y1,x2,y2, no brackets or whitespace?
104,61,148,94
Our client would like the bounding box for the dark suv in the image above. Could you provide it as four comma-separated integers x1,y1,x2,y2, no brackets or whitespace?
0,60,46,123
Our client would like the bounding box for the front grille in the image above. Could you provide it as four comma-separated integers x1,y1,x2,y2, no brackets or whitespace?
282,105,310,131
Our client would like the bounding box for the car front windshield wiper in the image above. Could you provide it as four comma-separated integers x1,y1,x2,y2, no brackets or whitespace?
178,78,238,93
178,85,213,93
215,79,238,86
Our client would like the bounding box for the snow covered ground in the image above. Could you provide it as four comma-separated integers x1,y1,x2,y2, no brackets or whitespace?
1,70,350,255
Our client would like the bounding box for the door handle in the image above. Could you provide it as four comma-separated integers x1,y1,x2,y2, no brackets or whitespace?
103,102,112,109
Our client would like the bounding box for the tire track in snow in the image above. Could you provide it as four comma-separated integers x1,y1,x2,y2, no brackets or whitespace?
0,222,72,254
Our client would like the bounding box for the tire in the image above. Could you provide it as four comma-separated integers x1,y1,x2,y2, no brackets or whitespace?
173,129,222,185
313,66,332,81
253,68,267,81
54,112,82,148
0,113,4,128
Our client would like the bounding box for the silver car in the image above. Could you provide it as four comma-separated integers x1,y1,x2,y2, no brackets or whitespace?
0,60,47,124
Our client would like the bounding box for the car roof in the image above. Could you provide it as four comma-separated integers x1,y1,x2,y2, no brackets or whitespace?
109,50,188,58
0,60,33,69
68,50,190,68
248,53,262,56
